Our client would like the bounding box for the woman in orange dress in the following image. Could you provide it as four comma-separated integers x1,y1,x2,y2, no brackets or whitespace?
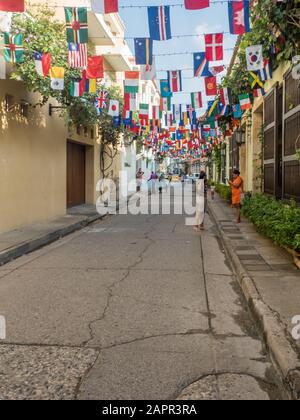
229,169,244,224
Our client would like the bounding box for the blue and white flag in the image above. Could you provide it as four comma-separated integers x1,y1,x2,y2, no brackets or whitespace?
193,52,212,77
257,59,273,81
148,6,172,41
134,38,153,66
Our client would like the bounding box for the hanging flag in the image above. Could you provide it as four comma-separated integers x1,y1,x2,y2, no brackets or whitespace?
205,76,217,96
257,59,273,81
249,72,265,90
152,105,162,120
68,43,87,68
191,92,203,109
205,33,223,61
140,58,156,81
246,45,264,71
3,33,23,63
184,0,209,10
253,88,265,98
0,1,24,12
193,52,212,77
161,97,171,112
124,71,140,94
134,38,153,66
172,104,182,122
70,79,84,97
91,0,118,14
209,65,225,76
97,90,109,109
167,71,183,93
160,79,172,98
228,0,250,35
50,67,65,91
148,6,172,41
139,103,149,124
239,93,252,111
86,56,104,79
124,92,137,111
34,52,51,77
85,79,97,94
220,87,232,106
207,98,219,117
65,7,88,44
233,104,242,119
0,12,12,32
108,100,119,117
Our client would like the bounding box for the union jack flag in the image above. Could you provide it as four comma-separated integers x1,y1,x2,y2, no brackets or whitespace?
97,91,109,110
68,43,87,68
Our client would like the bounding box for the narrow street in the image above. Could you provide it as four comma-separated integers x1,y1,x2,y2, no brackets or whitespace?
0,185,283,400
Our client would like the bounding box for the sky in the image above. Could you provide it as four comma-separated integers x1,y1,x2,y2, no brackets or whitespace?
119,0,238,110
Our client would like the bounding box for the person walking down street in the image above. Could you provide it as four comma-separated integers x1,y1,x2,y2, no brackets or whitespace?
148,171,158,194
229,169,244,224
158,173,166,194
136,168,144,193
194,175,206,232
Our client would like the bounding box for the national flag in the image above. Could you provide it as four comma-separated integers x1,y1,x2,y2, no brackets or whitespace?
228,0,250,35
167,71,183,93
124,71,140,94
205,76,217,96
0,12,12,32
172,104,182,122
85,79,97,94
207,98,219,117
0,1,24,12
191,92,203,109
134,38,153,66
160,97,171,112
257,59,273,81
97,91,108,109
70,79,84,97
152,105,162,120
86,56,104,79
3,33,23,63
140,58,156,81
184,0,209,10
68,43,87,68
253,88,265,98
239,93,252,111
34,52,51,77
209,65,225,76
124,92,137,111
91,0,118,14
108,100,119,117
123,110,133,125
148,6,172,41
193,52,212,77
65,7,88,44
219,105,229,117
50,67,65,91
139,103,149,124
160,79,172,98
233,104,242,119
249,71,265,90
246,45,264,71
220,87,232,106
205,33,223,61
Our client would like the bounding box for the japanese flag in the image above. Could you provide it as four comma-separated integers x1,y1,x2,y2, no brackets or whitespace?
108,100,119,117
246,45,264,71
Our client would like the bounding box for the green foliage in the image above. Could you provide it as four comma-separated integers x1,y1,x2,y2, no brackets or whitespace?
296,149,300,162
242,194,300,252
215,183,232,203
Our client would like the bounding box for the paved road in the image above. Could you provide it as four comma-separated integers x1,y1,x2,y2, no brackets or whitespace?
0,186,283,399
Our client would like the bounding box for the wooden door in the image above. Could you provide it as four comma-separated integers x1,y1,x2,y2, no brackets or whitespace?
67,141,86,208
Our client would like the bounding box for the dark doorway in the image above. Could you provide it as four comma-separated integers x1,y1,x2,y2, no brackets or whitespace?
67,141,86,208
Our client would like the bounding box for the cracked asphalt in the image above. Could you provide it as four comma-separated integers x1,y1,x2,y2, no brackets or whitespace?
0,186,284,400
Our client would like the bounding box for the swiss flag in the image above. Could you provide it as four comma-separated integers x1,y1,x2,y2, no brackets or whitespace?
0,0,24,12
184,0,209,10
205,33,223,61
205,76,217,96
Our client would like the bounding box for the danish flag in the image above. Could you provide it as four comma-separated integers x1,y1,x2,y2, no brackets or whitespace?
205,33,223,61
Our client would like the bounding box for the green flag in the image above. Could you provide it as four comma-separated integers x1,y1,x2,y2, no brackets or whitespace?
3,33,24,63
65,7,88,44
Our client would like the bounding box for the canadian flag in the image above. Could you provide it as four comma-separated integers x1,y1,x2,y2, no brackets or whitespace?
0,1,24,12
91,0,118,14
205,33,223,61
184,0,209,10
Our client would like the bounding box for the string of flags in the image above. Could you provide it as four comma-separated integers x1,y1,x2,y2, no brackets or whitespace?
0,0,279,161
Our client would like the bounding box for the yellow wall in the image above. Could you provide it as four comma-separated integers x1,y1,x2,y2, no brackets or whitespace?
0,79,67,233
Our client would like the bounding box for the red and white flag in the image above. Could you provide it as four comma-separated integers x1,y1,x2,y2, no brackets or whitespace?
205,76,217,96
91,0,118,14
0,1,24,12
184,0,209,10
205,33,223,61
167,70,183,93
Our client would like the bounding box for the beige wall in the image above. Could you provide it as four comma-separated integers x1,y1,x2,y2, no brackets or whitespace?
0,79,67,233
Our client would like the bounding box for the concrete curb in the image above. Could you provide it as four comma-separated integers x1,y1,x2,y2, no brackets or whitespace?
0,213,106,267
208,201,300,400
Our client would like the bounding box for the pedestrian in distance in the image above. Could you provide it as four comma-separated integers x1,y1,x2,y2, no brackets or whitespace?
148,171,158,194
136,168,144,193
228,169,244,224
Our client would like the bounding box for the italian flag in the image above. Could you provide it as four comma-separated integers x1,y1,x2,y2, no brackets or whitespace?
124,71,139,94
239,94,252,111
191,92,203,109
70,79,84,97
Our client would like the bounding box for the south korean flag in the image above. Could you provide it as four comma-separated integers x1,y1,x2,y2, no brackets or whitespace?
246,45,264,71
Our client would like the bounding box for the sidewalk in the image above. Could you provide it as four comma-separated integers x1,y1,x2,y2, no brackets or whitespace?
208,194,300,399
0,204,106,267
